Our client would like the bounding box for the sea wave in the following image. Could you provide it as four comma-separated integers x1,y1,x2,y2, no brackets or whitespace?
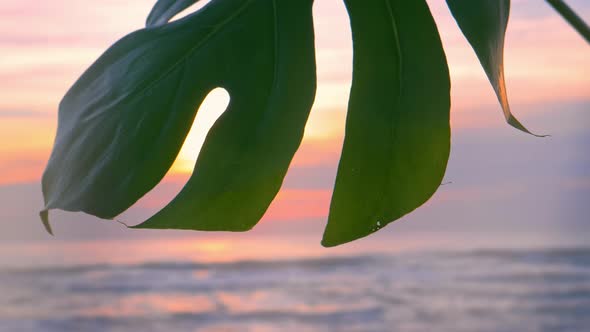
1,248,589,332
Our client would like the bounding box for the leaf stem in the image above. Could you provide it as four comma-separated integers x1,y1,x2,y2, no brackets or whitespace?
546,0,590,43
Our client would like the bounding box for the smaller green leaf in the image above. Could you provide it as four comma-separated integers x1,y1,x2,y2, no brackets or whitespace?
446,0,545,136
146,0,202,27
322,0,451,247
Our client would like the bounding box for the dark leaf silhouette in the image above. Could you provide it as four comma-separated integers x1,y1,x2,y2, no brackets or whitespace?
446,0,544,136
41,0,317,233
41,0,585,246
322,0,450,246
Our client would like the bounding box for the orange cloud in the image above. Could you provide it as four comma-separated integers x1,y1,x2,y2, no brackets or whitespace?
290,138,342,168
262,189,332,222
0,155,46,185
134,184,332,224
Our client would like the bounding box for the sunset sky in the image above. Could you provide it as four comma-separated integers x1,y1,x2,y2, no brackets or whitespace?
0,0,588,267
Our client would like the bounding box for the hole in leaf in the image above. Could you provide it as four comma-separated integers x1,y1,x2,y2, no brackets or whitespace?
172,87,231,174
121,87,230,223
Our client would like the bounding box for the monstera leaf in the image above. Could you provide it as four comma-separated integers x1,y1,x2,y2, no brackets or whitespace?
322,0,450,246
41,0,317,232
446,0,543,136
42,0,581,245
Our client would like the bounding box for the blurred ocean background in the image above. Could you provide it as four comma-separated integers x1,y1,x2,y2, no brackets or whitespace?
2,247,589,332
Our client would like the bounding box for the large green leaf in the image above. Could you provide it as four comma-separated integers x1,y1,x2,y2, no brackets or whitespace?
322,0,451,247
446,0,543,136
146,0,202,28
41,0,317,232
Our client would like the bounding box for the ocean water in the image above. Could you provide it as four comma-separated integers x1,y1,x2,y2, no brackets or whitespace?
1,248,589,332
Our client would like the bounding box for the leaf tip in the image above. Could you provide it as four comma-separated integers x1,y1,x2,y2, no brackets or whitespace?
320,237,337,248
320,227,363,248
39,209,54,236
507,114,549,138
